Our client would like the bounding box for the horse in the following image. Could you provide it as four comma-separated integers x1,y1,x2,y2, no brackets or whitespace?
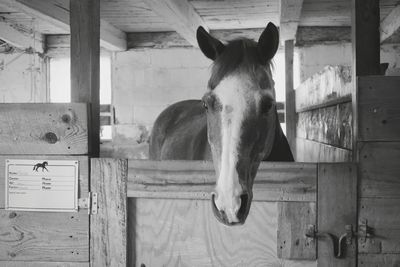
149,22,294,226
33,161,49,172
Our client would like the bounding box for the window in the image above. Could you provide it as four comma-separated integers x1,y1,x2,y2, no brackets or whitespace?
49,56,112,141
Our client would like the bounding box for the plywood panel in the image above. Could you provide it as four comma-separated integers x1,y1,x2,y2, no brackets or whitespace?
277,202,316,260
0,155,89,208
358,76,400,141
128,160,317,202
90,158,128,267
295,138,352,163
317,163,357,266
0,210,88,262
359,198,400,254
0,103,88,155
359,142,400,198
297,102,352,149
129,199,316,267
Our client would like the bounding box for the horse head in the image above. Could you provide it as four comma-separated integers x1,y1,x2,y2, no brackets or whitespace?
197,23,280,225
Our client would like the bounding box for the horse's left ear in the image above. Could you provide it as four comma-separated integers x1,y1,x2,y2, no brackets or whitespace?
258,22,279,63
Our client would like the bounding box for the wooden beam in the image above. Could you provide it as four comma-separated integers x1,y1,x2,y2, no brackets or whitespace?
285,39,296,159
351,0,381,76
143,0,208,47
70,0,100,157
380,4,400,43
296,26,351,46
0,18,43,53
1,0,126,51
279,0,304,42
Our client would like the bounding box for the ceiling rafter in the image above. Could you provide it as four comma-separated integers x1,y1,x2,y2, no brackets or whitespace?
1,0,127,51
380,3,400,43
143,0,208,47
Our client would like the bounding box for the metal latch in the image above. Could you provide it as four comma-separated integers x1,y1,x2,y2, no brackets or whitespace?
78,192,98,214
305,223,374,258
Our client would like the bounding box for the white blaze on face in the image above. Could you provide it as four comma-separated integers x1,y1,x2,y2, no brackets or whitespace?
212,74,261,223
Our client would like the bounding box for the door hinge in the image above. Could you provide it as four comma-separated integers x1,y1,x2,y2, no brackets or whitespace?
78,192,98,215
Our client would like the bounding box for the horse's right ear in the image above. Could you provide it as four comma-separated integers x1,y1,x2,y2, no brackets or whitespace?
196,27,225,60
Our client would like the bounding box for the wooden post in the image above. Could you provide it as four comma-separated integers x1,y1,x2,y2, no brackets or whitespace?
351,0,380,160
90,158,128,267
70,0,100,157
285,39,296,159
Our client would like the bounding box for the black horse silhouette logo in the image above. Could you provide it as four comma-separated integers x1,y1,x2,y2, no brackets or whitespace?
33,161,49,172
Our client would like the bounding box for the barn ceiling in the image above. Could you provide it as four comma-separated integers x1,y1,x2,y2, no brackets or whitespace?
0,0,400,52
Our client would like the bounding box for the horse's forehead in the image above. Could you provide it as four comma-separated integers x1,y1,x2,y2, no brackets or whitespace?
213,74,274,109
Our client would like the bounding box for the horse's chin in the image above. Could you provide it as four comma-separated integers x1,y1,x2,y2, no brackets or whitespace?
211,192,252,226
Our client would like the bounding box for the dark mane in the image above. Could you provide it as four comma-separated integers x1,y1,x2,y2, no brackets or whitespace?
208,39,273,90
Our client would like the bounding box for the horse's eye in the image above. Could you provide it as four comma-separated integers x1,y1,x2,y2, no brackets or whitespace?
261,99,274,115
202,100,208,110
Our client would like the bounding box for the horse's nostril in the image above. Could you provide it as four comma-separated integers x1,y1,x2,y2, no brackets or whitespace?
237,193,249,221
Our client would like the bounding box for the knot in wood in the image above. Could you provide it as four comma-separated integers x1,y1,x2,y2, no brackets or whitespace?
44,132,58,144
9,212,17,219
62,114,71,123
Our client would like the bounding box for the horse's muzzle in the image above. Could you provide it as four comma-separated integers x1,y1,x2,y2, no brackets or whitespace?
211,192,251,226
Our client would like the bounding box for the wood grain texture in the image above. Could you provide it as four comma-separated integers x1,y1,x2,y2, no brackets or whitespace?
128,160,317,202
129,198,316,267
279,0,304,41
295,138,352,163
358,76,400,142
359,142,400,198
90,158,128,267
277,202,316,260
0,103,88,155
297,102,352,149
70,0,100,157
0,155,89,208
296,26,351,46
359,253,400,266
359,198,400,254
285,40,297,158
0,210,88,262
0,261,89,266
317,163,357,267
295,65,352,112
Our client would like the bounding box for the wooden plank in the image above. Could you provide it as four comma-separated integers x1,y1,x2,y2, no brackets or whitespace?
295,138,352,163
1,0,126,51
128,31,191,49
358,76,400,142
296,26,351,46
351,0,381,76
0,210,88,261
129,199,316,266
285,39,296,158
0,261,89,267
317,163,357,266
128,160,317,202
279,0,304,41
70,0,100,157
0,18,43,53
90,158,128,267
359,254,400,266
380,3,400,43
297,102,352,149
359,198,400,254
0,103,88,155
295,65,352,112
143,0,208,47
0,155,89,209
277,202,316,260
359,142,400,198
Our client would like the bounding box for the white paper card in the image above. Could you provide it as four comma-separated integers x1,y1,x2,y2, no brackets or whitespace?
5,159,79,212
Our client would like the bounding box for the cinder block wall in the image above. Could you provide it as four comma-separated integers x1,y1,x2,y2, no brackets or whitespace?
103,48,211,158
0,53,47,102
297,43,400,83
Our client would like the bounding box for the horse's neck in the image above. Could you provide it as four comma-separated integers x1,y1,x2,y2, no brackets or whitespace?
263,110,294,162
